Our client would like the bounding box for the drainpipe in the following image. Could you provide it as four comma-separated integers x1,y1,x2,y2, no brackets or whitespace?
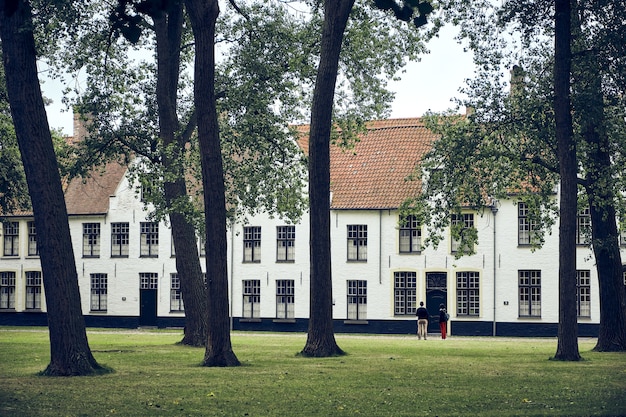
230,224,234,331
379,210,383,284
490,201,499,336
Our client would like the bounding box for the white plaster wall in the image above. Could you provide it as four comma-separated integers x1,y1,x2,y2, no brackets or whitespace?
5,169,622,329
229,211,310,320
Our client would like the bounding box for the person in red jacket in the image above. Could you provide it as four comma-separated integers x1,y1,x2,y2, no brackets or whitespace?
439,303,449,339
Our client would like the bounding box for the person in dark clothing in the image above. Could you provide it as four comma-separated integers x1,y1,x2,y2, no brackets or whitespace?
439,303,448,339
415,301,429,340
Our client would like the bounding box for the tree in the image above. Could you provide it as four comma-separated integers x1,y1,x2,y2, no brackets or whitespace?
570,1,626,352
64,0,312,347
301,0,354,358
153,0,209,347
302,0,434,357
553,0,580,361
0,0,104,375
184,0,240,366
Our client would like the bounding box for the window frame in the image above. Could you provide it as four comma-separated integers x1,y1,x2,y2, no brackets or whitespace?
139,272,159,290
3,221,19,257
276,226,295,262
25,271,42,310
399,215,421,254
82,222,101,258
450,213,475,254
243,226,262,263
518,202,539,246
170,273,184,312
456,271,480,316
394,271,417,315
27,221,39,257
347,225,368,261
518,270,541,317
140,222,159,258
576,270,591,318
242,279,261,318
347,280,367,320
275,279,295,319
90,273,108,312
111,222,129,258
0,271,16,309
576,208,591,245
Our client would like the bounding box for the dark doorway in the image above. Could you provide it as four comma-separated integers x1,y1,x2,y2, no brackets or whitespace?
139,289,158,326
426,272,447,333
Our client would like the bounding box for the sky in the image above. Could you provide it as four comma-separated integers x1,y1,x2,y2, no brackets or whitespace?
42,25,474,136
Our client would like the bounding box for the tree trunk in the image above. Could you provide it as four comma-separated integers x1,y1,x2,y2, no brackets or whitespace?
184,0,239,366
300,0,354,358
0,0,102,375
154,3,208,347
572,50,626,352
570,2,626,352
588,196,626,351
553,0,580,361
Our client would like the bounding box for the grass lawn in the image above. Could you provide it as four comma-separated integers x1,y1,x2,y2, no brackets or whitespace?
0,328,624,417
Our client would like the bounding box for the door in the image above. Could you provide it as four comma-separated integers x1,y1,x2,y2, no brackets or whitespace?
139,273,159,326
426,272,447,333
139,289,158,327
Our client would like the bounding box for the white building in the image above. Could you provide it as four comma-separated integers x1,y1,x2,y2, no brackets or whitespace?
1,118,622,336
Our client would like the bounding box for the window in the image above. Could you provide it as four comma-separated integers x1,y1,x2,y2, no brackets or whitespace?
518,202,539,245
519,270,541,317
90,273,107,312
83,223,101,258
171,232,176,257
140,222,159,257
0,271,16,309
276,226,295,262
140,179,157,203
451,213,474,254
243,279,260,318
457,271,480,316
3,221,19,257
347,280,367,320
199,236,206,257
276,279,294,319
25,271,42,310
576,208,591,245
139,272,159,289
243,226,261,263
576,270,591,317
347,225,367,261
619,229,626,247
111,222,129,257
394,272,417,315
27,221,38,256
170,273,184,312
399,215,421,253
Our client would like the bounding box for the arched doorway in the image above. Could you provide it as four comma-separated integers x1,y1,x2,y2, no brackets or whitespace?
426,272,447,333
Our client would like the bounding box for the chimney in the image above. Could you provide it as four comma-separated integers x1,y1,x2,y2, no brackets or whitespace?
510,65,525,98
72,110,92,144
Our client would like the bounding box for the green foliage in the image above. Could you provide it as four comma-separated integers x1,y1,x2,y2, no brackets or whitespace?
0,62,29,214
373,0,434,28
1,329,625,416
405,0,626,256
51,0,438,228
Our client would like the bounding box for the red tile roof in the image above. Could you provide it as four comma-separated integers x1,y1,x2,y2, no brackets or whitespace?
64,161,128,215
6,118,437,218
298,118,436,210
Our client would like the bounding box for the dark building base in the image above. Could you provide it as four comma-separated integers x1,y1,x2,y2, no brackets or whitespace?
0,312,600,338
